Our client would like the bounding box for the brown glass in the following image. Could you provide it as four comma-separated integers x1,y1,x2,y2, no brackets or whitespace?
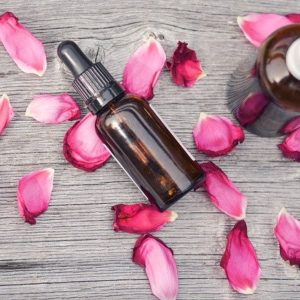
95,94,203,211
257,24,300,112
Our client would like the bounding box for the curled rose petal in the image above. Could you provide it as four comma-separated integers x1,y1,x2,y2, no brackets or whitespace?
281,116,300,134
17,168,54,225
166,41,205,87
0,12,47,76
123,37,166,100
133,234,178,300
235,93,269,127
63,113,111,171
199,162,247,220
221,220,261,294
237,13,292,47
26,93,80,124
112,203,177,234
193,113,244,157
274,208,300,266
278,127,300,161
0,93,14,135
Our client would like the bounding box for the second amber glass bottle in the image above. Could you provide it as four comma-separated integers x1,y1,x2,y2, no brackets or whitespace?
58,41,203,211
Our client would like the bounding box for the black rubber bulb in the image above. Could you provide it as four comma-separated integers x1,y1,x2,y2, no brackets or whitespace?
57,41,92,77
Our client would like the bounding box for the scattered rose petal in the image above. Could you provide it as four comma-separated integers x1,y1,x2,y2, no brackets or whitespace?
123,37,166,100
0,93,14,135
63,113,111,171
274,208,300,266
166,41,205,87
193,113,244,157
281,116,300,134
133,234,178,300
112,203,177,234
278,127,300,161
26,93,80,124
17,168,54,225
221,220,261,294
199,162,247,220
0,12,47,76
286,14,300,23
235,93,269,126
237,13,292,47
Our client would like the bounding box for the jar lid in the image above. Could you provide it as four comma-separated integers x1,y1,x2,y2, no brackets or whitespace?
257,24,300,112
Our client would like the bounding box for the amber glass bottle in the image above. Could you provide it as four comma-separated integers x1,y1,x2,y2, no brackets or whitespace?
58,41,203,211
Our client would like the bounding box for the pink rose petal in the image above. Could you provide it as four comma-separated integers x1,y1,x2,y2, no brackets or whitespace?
63,112,111,171
221,220,261,294
237,13,292,47
112,203,177,234
281,116,300,134
274,208,300,266
17,168,54,225
0,93,14,135
199,162,247,220
123,37,166,100
278,127,300,161
133,234,178,300
286,14,300,23
193,113,244,157
26,93,80,124
234,93,269,127
0,12,47,76
166,41,205,87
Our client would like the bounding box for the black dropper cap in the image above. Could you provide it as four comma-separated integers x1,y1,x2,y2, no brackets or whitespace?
57,41,125,114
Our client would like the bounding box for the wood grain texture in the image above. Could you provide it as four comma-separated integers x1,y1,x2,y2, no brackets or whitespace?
1,0,300,299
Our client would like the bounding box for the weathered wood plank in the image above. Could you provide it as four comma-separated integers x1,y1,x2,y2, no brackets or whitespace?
1,0,300,299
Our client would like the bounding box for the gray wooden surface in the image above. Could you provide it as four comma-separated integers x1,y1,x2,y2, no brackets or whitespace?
1,0,300,299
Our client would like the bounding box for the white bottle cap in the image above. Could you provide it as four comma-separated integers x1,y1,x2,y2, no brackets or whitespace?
286,38,300,80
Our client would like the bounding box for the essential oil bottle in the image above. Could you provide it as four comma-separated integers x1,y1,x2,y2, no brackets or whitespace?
58,41,203,211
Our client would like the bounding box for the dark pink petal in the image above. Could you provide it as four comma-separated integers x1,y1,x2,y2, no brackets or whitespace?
112,203,177,234
199,162,247,220
278,127,300,161
193,113,244,157
17,168,54,225
286,14,300,23
221,220,261,294
133,234,178,300
235,93,269,126
281,116,300,134
123,37,166,100
26,93,80,124
0,12,47,76
63,113,111,171
237,13,292,47
166,41,205,87
0,93,14,135
274,208,300,266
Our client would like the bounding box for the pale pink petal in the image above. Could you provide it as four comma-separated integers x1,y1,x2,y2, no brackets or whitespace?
123,37,166,100
278,127,300,161
133,234,178,300
0,93,14,135
274,208,300,266
199,162,247,220
63,112,111,171
112,203,177,234
17,168,54,225
281,116,300,134
166,41,206,87
237,13,292,47
193,113,244,157
221,220,261,294
0,12,47,76
26,93,80,124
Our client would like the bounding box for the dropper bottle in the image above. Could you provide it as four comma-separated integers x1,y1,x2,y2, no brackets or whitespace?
58,40,203,211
